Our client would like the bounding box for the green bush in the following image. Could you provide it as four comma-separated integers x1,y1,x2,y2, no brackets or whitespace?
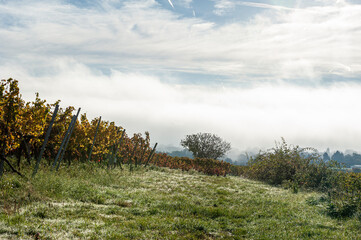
229,165,248,177
326,172,361,219
245,139,338,190
244,139,361,219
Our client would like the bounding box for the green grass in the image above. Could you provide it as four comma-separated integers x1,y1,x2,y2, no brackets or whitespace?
1,162,361,239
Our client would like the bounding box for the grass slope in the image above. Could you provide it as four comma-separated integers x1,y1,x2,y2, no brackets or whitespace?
1,164,360,239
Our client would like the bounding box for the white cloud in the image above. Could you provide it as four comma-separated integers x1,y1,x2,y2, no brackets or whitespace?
213,0,236,15
2,59,361,153
0,0,361,83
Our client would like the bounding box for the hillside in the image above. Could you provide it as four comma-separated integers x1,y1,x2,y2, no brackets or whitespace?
1,164,361,239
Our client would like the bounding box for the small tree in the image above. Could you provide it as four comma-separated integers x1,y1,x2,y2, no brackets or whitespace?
180,133,231,160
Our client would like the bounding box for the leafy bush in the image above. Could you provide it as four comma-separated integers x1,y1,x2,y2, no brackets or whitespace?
326,172,361,219
229,165,248,177
244,139,361,219
245,139,338,190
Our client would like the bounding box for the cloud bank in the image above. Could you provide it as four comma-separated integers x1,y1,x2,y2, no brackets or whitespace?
5,59,361,154
1,0,360,83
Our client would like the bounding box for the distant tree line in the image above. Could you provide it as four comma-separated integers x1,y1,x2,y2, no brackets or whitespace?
166,149,194,158
323,151,361,167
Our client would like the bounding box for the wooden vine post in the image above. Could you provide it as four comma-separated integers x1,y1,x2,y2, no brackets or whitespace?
56,108,81,171
108,128,126,169
113,129,125,168
87,116,101,162
52,115,76,170
139,143,147,165
32,104,59,177
108,128,120,169
129,140,138,165
145,143,158,167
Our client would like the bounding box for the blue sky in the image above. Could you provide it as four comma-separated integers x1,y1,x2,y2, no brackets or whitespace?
1,0,361,157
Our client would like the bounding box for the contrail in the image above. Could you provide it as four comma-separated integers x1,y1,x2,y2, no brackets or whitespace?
168,0,174,8
238,1,318,14
239,2,293,11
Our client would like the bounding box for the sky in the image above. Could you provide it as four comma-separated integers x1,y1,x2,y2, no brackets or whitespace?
1,0,361,158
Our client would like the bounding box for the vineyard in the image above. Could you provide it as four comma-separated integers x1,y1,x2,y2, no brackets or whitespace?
3,78,361,239
0,78,239,178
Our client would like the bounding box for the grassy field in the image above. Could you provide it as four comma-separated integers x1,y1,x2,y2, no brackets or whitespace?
1,163,361,239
